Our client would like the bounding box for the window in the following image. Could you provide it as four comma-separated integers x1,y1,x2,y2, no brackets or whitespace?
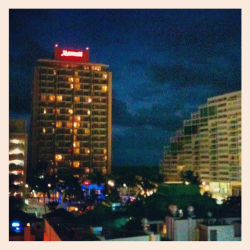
73,141,80,148
87,110,91,115
70,129,77,134
56,121,62,127
67,122,72,128
68,77,73,82
85,148,90,154
74,149,79,154
41,95,47,101
102,85,107,91
73,161,80,168
57,96,62,101
85,129,90,135
103,73,108,79
55,155,62,161
74,78,79,83
49,96,55,101
74,83,80,89
91,65,101,71
68,109,73,114
75,97,80,102
73,122,80,128
53,109,60,114
43,128,46,133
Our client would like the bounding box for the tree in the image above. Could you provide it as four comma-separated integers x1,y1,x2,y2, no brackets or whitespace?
89,189,99,204
180,170,200,185
9,196,26,212
30,160,57,213
88,171,107,185
60,174,83,201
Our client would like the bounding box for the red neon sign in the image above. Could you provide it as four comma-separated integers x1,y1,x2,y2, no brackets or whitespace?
84,181,91,185
53,47,89,62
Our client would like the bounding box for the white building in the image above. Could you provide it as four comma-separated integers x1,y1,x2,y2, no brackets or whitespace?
160,91,241,197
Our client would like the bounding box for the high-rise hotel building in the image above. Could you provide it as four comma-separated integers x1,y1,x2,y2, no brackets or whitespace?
160,91,241,197
31,46,112,181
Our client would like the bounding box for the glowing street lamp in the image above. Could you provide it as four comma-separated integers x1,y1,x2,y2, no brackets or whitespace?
25,184,29,198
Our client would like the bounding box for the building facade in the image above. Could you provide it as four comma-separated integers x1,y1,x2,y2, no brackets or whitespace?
9,119,28,196
160,91,241,197
31,46,112,182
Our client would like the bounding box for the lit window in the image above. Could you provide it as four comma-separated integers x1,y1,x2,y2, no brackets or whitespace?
104,156,107,160
103,73,108,79
41,95,47,101
67,122,72,128
84,66,89,70
102,168,107,174
52,128,55,134
74,78,79,83
9,149,24,155
85,129,90,135
70,84,73,89
85,168,89,173
85,149,90,154
88,98,92,103
57,96,62,101
43,109,46,114
74,71,78,76
103,149,107,154
73,161,80,168
70,129,77,134
75,97,80,102
53,109,60,114
43,128,46,133
69,77,74,82
56,121,62,127
77,116,81,121
74,148,80,154
55,155,62,161
73,122,80,128
53,70,57,75
75,83,80,89
49,96,55,101
9,160,24,166
92,66,101,71
102,86,107,91
87,110,91,115
68,109,73,114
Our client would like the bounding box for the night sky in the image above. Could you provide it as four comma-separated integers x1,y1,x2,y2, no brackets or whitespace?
9,9,241,167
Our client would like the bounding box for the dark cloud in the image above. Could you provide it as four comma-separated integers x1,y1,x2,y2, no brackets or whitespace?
9,9,241,167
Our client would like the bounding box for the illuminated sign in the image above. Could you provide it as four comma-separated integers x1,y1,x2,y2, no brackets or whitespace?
53,47,89,62
84,181,91,185
61,50,83,57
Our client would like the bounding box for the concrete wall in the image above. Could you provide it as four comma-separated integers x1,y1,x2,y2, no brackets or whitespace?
199,224,234,241
107,235,151,241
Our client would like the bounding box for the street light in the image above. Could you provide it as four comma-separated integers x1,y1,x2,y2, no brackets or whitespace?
48,183,51,187
25,184,29,198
